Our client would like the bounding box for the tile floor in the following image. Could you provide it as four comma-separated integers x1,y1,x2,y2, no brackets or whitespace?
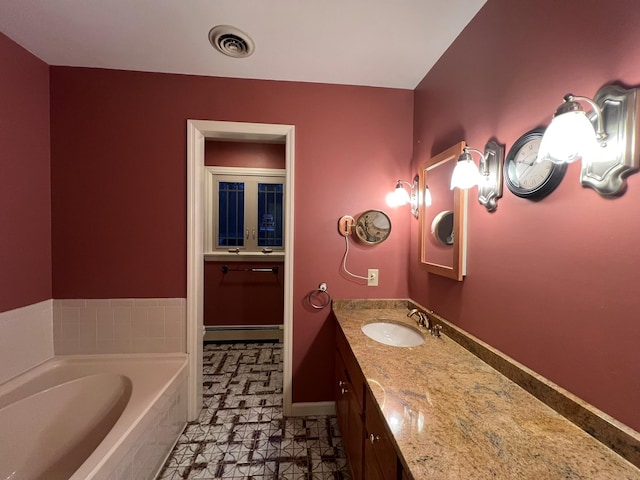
157,342,351,479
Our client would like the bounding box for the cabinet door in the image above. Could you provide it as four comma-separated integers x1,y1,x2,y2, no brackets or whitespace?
346,388,364,480
364,440,388,480
334,352,350,442
335,327,364,410
365,387,400,480
335,349,363,480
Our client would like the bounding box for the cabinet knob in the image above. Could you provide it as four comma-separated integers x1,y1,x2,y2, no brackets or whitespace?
369,433,380,444
341,387,349,394
338,380,346,387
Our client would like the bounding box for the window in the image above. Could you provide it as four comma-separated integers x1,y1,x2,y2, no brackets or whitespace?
206,167,285,255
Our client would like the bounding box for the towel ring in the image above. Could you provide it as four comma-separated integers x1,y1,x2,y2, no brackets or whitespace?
307,283,331,310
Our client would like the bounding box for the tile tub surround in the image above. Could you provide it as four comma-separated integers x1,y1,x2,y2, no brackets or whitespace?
0,299,53,384
53,298,186,354
158,342,350,479
332,300,640,479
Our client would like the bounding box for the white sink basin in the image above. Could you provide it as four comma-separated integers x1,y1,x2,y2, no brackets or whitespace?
361,321,425,347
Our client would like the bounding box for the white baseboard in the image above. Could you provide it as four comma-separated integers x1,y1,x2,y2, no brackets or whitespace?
290,401,336,417
204,325,283,342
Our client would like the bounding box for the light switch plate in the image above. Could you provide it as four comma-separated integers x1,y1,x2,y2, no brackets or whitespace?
368,269,379,287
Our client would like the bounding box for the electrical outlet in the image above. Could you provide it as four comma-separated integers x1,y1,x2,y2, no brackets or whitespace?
368,269,379,287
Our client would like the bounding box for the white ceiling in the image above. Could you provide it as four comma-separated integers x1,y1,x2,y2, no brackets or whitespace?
0,0,486,90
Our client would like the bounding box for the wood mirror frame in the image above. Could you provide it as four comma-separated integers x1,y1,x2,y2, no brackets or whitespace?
419,141,467,281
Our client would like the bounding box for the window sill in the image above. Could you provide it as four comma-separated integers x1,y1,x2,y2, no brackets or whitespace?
204,252,285,262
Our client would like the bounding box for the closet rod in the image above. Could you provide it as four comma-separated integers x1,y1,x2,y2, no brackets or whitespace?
221,265,278,274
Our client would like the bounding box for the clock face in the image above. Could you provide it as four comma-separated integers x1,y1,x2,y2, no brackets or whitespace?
505,128,567,199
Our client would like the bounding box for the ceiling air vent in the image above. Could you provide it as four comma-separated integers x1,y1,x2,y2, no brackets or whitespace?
208,25,255,58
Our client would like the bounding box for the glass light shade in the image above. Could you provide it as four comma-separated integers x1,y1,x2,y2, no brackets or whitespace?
385,191,400,207
450,159,481,190
386,184,409,207
423,186,432,207
392,183,411,205
537,111,600,164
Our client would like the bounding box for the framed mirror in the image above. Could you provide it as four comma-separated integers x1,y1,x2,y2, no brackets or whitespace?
355,210,391,245
419,141,467,281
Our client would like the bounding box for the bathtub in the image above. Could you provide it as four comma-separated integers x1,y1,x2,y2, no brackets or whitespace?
0,354,188,480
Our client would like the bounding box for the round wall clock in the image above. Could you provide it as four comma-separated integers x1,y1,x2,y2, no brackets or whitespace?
505,128,567,200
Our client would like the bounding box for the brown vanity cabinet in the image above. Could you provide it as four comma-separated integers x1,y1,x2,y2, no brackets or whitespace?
335,328,365,480
335,325,406,480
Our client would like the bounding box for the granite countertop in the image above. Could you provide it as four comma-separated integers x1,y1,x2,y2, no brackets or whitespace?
333,300,640,480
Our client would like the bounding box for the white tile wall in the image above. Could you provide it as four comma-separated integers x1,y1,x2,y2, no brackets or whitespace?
0,300,54,384
53,299,186,355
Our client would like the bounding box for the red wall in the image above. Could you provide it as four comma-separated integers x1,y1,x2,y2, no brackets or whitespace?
410,0,640,431
49,69,414,402
204,262,284,326
0,33,51,313
8,0,637,428
205,141,286,168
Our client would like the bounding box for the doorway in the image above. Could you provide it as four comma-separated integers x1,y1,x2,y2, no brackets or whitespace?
186,120,295,420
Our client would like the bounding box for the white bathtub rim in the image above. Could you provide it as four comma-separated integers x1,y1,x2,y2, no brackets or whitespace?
0,352,187,386
68,354,188,480
0,353,188,409
0,372,131,413
0,353,188,480
0,373,132,480
0,354,52,392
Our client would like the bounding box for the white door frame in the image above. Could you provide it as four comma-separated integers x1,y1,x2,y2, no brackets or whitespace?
186,120,295,419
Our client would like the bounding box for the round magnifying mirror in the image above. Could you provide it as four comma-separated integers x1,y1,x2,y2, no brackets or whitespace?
355,210,391,245
431,210,454,246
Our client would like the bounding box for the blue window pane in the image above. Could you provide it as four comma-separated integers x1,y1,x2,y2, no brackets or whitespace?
218,182,244,247
257,183,283,247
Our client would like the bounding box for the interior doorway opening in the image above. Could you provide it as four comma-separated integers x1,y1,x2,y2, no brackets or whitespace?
186,120,295,420
203,140,286,342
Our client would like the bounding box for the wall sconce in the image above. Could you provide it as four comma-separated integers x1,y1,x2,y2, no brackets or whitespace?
387,175,420,218
450,140,504,212
536,84,639,196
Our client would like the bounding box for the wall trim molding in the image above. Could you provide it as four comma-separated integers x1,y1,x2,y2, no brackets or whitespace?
290,401,336,417
187,120,295,420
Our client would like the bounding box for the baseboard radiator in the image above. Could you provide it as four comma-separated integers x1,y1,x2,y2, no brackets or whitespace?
204,325,283,342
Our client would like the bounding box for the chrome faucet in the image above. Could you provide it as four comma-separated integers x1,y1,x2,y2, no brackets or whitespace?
432,324,442,338
407,309,432,331
407,308,443,337
407,308,422,326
